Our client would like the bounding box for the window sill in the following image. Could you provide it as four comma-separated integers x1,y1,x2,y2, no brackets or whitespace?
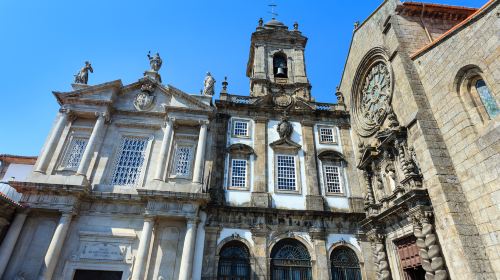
275,189,302,195
325,192,346,197
227,186,250,191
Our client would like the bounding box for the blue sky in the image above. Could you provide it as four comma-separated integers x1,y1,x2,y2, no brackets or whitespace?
0,0,486,156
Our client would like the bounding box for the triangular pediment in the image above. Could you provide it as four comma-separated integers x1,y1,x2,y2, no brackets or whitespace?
53,80,123,105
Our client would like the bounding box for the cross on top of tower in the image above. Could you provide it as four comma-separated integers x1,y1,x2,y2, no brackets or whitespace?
268,3,278,19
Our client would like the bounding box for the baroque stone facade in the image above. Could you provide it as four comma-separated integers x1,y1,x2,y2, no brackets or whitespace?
0,1,498,280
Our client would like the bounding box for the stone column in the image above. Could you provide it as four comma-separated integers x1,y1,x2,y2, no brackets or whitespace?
0,212,28,278
251,226,269,280
412,211,448,280
301,121,324,211
368,230,391,280
192,121,208,183
154,118,174,181
38,212,73,280
309,228,330,279
76,112,107,176
130,216,155,280
35,108,70,173
179,217,199,280
251,117,270,208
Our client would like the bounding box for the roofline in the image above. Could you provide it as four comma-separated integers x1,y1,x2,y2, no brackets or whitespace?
0,154,37,165
339,0,393,87
411,0,496,59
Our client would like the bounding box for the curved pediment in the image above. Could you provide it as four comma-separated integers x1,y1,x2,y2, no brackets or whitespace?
317,149,347,163
270,138,302,153
227,143,255,155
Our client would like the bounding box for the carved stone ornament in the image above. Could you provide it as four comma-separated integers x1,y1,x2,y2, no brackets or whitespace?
352,49,393,137
134,84,156,111
277,116,293,139
273,92,293,108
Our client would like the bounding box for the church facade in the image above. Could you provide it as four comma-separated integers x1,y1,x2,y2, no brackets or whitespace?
0,0,498,280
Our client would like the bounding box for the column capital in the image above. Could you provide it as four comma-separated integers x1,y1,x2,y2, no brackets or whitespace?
198,119,210,126
254,116,268,123
144,215,157,222
95,111,110,122
186,217,200,226
300,119,315,126
59,106,71,114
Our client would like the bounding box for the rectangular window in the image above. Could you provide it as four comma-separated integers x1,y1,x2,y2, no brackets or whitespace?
276,155,296,191
111,137,148,186
233,120,249,137
172,146,194,177
62,138,88,169
230,159,247,188
324,165,342,193
319,127,336,143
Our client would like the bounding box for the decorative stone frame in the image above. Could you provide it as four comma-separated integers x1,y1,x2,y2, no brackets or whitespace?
231,118,252,139
327,242,366,280
104,128,154,190
226,143,255,191
455,64,499,125
55,127,92,172
318,150,348,196
351,47,394,137
168,134,198,180
317,125,338,144
215,235,256,280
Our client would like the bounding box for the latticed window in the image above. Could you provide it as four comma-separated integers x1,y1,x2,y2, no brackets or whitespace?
320,127,336,143
233,121,249,137
324,165,342,193
271,239,312,280
277,155,296,191
111,137,148,186
475,79,499,118
331,247,362,280
62,138,87,169
172,146,194,177
231,159,247,188
217,241,251,280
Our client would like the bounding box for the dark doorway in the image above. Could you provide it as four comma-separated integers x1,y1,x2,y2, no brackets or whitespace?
73,269,123,280
330,246,362,280
217,240,251,280
271,239,312,280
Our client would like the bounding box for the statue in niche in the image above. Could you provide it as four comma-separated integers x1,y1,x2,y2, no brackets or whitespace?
277,115,293,139
384,164,397,191
203,72,216,96
147,51,162,72
74,61,93,84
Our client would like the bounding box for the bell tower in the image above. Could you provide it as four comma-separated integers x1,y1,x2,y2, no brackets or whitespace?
246,18,312,101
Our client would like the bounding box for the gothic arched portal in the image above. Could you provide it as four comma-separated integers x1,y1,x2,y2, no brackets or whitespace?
270,239,312,280
330,247,362,280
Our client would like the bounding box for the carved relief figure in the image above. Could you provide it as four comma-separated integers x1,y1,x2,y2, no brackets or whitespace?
74,61,93,84
277,116,293,139
203,72,216,96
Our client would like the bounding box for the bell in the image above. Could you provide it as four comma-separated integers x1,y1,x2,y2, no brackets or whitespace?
276,67,286,78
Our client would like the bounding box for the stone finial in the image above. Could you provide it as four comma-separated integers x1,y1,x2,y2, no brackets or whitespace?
354,21,360,30
293,22,299,30
221,76,228,93
335,86,345,106
258,18,263,27
74,61,93,85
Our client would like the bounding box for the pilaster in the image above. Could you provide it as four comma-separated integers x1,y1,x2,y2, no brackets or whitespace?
251,117,271,208
301,120,324,211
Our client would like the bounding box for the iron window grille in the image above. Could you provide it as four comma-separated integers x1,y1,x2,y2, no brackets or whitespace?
217,241,251,280
271,240,312,280
62,137,88,169
324,165,343,194
233,120,250,137
172,145,194,177
330,247,362,280
111,137,148,186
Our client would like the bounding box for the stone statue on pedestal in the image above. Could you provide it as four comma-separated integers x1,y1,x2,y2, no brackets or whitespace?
147,51,162,72
74,61,93,84
203,72,215,96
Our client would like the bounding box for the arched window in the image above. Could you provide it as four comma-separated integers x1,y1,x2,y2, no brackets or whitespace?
218,241,251,280
475,79,499,118
271,239,312,280
456,66,499,124
273,52,288,78
330,247,362,280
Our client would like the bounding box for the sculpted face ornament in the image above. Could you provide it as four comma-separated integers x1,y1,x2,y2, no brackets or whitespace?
353,57,393,137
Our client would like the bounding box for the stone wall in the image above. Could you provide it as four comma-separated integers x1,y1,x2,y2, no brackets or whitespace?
412,1,500,277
